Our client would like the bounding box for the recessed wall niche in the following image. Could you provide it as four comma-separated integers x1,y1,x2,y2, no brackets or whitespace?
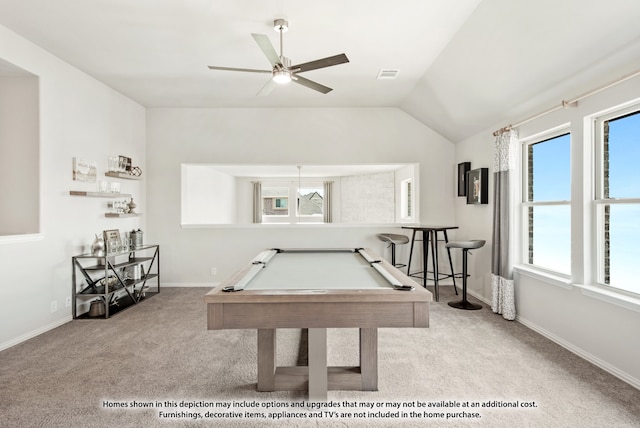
0,59,40,236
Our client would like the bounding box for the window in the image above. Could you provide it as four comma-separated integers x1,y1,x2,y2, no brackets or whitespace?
261,182,324,223
521,131,571,275
594,107,640,295
297,186,324,217
400,179,413,220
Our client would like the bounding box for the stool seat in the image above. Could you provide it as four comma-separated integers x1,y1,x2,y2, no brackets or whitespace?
377,233,410,246
446,240,485,250
377,233,410,268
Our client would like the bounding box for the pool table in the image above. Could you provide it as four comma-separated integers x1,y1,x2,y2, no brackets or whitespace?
204,248,432,400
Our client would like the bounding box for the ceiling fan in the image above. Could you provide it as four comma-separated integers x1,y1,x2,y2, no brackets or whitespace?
208,19,349,95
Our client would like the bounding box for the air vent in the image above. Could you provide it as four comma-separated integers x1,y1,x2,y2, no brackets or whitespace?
377,69,399,80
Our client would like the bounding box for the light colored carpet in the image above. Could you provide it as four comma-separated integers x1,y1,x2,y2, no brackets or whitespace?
1,287,639,427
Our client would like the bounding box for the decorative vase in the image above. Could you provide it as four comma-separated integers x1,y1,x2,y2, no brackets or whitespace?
91,234,105,256
128,198,137,214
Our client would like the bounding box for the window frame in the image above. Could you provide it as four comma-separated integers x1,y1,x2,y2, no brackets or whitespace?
519,127,572,277
592,103,640,293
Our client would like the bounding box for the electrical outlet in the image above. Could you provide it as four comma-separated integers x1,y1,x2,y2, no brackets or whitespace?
65,297,72,307
211,267,217,276
51,300,57,313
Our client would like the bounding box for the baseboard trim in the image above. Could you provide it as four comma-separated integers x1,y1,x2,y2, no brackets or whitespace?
516,315,640,391
0,316,71,352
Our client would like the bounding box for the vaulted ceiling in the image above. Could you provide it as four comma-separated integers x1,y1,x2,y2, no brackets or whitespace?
1,0,639,142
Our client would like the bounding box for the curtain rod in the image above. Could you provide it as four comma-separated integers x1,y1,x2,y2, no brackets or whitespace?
493,68,640,136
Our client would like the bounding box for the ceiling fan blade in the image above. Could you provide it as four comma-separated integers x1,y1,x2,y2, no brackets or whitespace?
208,65,271,73
291,53,349,73
257,78,277,96
292,75,332,94
251,33,280,67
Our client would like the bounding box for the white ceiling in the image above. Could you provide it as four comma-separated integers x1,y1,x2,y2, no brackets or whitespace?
1,0,640,142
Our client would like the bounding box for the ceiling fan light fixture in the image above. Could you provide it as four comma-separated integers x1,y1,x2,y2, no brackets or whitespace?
272,69,291,84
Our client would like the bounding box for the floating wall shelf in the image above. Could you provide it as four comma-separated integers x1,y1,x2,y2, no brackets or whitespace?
104,213,142,218
105,171,142,180
70,191,132,198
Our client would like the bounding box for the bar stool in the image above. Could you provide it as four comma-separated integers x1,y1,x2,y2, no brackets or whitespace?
445,240,485,310
376,233,410,268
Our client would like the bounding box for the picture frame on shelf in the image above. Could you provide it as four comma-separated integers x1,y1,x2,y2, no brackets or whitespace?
119,156,132,171
103,229,122,253
466,167,488,204
457,162,471,197
72,157,97,182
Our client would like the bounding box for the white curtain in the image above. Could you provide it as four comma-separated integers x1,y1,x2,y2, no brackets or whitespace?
323,181,333,223
252,181,262,224
491,129,517,320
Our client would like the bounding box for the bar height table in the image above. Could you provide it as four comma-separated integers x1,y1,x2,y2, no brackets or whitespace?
401,225,459,301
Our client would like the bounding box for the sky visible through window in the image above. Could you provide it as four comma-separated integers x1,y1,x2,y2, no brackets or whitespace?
606,112,639,292
530,134,571,274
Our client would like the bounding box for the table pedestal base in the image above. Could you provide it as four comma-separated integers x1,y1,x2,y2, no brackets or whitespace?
257,328,378,401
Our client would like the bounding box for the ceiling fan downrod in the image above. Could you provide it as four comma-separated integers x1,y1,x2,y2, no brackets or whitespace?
273,19,291,82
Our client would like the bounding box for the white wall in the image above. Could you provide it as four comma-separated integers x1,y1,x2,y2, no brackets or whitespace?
181,165,236,224
454,74,640,388
146,107,456,285
0,25,146,350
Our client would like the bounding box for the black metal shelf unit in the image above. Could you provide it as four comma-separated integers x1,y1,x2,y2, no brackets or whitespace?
72,245,160,319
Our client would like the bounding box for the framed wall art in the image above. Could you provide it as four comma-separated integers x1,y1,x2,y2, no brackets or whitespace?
466,167,488,204
457,162,471,197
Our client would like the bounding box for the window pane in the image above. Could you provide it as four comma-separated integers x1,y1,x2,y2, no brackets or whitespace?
605,204,640,294
606,111,640,198
529,133,571,201
297,187,323,216
528,205,570,274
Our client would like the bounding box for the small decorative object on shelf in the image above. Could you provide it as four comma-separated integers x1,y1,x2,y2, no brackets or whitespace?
106,155,141,179
91,234,106,257
130,228,143,249
128,166,142,177
128,198,137,214
108,155,132,173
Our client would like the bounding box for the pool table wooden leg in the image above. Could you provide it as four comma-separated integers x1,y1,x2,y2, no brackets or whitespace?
308,328,328,401
360,328,378,391
257,328,276,391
